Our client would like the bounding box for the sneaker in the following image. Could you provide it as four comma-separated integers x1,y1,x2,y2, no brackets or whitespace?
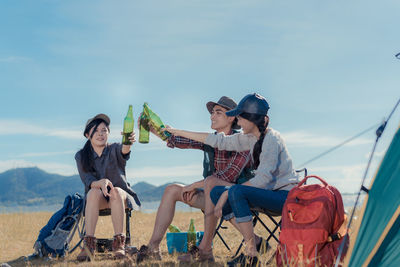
136,245,161,264
227,253,259,267
177,245,215,262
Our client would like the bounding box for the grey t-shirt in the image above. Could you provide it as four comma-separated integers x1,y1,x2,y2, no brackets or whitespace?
75,143,140,209
205,128,299,191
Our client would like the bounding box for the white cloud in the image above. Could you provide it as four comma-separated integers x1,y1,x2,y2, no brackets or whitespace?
365,150,386,159
0,119,172,152
16,150,76,158
0,160,35,172
308,162,381,193
35,162,77,176
0,120,81,139
127,164,201,180
283,130,372,148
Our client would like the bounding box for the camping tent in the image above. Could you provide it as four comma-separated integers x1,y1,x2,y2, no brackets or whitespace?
345,125,400,267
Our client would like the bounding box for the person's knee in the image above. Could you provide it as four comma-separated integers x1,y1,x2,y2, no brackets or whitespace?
204,175,219,191
210,186,224,205
110,187,125,201
163,184,182,200
228,184,243,200
86,188,103,203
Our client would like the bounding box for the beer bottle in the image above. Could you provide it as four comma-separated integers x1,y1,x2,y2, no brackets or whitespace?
168,224,181,233
142,102,171,141
122,105,134,145
187,218,196,249
139,112,150,143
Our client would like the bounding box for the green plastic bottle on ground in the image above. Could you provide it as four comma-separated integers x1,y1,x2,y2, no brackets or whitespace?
122,105,134,145
187,218,196,249
168,224,181,233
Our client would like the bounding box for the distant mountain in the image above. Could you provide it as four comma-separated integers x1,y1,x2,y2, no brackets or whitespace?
136,182,178,202
131,181,157,195
0,167,83,206
0,167,182,206
0,167,361,210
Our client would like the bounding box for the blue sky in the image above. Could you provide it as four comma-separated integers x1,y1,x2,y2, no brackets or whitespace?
1,0,399,193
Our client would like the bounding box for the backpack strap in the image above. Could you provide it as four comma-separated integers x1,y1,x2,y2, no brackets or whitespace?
298,175,328,187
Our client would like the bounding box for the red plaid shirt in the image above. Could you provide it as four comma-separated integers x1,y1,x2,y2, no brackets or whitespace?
167,131,251,183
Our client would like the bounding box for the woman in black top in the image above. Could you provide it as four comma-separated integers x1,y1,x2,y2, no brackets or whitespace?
75,113,140,261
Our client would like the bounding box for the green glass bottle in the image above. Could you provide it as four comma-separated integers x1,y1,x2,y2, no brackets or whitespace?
139,112,150,144
168,224,181,233
122,105,134,145
187,218,196,249
142,102,171,141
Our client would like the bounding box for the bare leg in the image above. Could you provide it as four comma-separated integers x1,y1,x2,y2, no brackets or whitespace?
237,221,258,256
147,184,186,251
228,218,261,245
85,188,108,236
109,187,127,235
198,176,233,252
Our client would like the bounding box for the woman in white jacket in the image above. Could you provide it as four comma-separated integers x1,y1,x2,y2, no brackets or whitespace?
164,93,299,266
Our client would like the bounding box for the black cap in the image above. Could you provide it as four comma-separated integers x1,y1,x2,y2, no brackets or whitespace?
226,93,270,117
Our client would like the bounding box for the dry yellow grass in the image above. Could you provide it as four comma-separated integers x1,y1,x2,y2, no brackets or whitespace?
0,211,278,266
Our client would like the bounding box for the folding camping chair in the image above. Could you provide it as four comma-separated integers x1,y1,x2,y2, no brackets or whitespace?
69,196,134,254
199,209,232,251
214,216,231,251
231,168,308,257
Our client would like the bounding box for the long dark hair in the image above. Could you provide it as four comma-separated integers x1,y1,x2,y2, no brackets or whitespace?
240,112,269,169
81,119,110,172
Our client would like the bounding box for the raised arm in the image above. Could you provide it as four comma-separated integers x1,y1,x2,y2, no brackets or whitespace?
205,132,258,152
163,128,209,143
121,131,136,155
164,127,258,152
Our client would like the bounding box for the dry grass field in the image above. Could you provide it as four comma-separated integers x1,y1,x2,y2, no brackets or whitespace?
0,211,279,266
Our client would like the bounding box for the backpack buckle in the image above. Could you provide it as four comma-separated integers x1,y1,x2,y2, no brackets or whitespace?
328,232,342,242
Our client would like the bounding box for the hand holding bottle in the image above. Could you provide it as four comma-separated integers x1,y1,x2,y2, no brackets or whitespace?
121,131,136,144
121,131,136,155
142,102,171,140
138,112,161,139
162,125,178,135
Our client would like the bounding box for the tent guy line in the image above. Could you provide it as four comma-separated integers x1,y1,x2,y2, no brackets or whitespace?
334,97,400,267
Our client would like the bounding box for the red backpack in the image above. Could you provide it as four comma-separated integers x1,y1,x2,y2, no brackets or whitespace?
276,175,349,267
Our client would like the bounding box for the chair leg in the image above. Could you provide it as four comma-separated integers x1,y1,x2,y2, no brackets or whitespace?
253,211,280,243
125,209,131,245
69,215,86,253
214,217,231,251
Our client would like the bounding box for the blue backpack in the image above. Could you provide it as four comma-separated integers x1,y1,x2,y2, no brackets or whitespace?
33,193,84,258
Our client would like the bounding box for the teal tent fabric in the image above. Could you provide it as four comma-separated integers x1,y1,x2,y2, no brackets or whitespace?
348,127,400,267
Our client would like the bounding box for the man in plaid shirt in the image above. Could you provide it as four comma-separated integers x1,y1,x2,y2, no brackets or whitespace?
137,96,252,263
